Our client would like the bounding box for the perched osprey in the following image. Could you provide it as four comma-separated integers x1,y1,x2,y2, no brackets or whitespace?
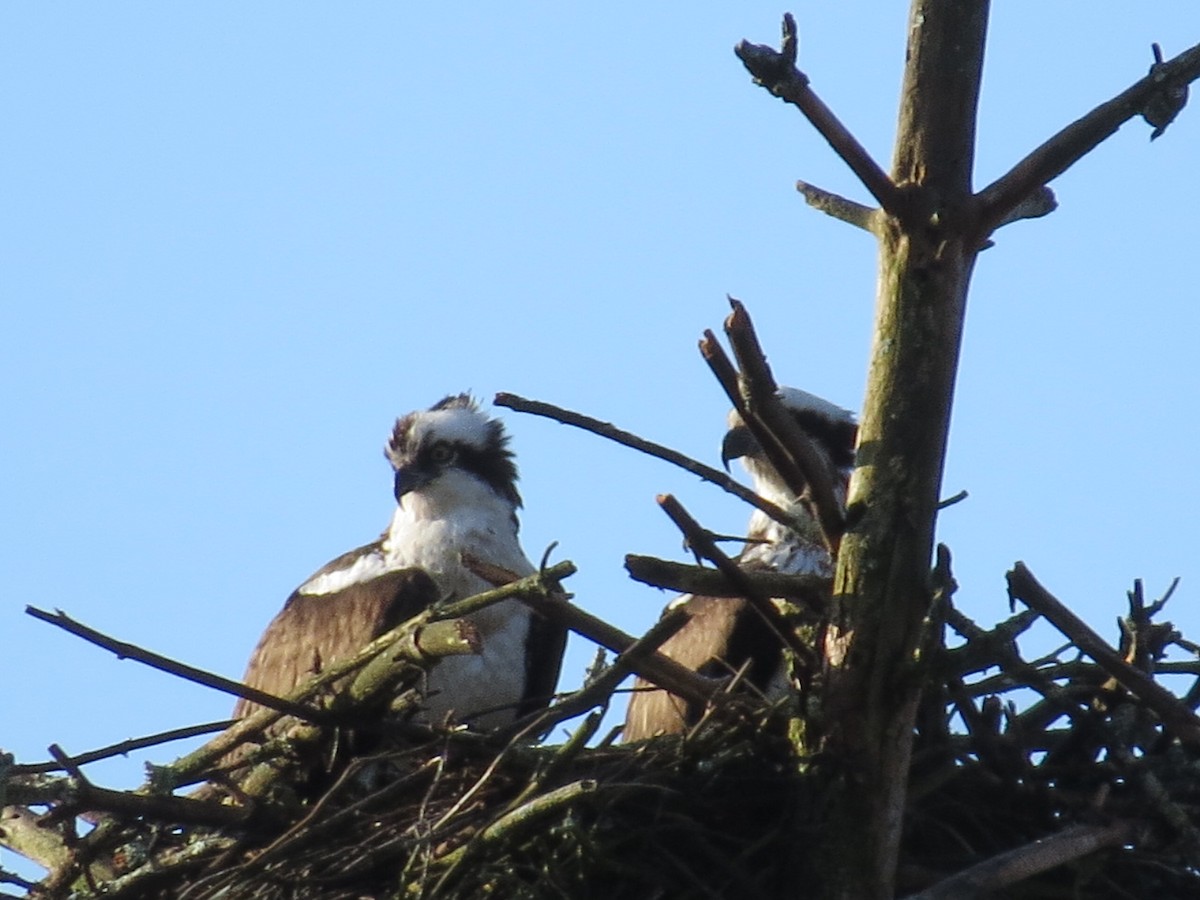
235,394,566,732
622,387,857,741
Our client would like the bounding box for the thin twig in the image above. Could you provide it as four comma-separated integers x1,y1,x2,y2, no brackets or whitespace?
9,767,266,830
974,41,1200,235
903,821,1142,900
505,607,693,743
1008,562,1200,747
493,392,793,529
624,553,829,612
698,327,824,544
25,607,333,724
795,181,879,233
735,13,905,219
514,588,722,711
725,299,847,550
11,721,232,776
658,493,816,673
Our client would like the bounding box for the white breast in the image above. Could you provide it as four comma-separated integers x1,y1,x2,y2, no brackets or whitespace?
382,470,537,726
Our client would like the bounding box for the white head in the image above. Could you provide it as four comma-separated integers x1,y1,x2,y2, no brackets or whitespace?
721,387,857,506
385,394,522,513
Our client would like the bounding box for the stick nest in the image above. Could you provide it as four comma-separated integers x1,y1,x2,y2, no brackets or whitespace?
6,573,1200,899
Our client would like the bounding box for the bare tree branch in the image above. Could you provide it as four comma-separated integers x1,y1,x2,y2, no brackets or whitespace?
736,13,905,219
699,327,831,548
975,41,1200,236
795,180,879,233
725,299,847,551
10,721,232,776
657,493,817,672
1007,562,1200,747
506,608,693,743
493,391,794,530
534,598,722,711
24,606,333,724
624,553,829,611
156,564,574,791
904,821,1143,900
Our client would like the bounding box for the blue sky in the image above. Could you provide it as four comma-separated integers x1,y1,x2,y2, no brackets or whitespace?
3,2,1198,856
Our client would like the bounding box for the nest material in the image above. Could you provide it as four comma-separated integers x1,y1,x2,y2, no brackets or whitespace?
6,576,1200,900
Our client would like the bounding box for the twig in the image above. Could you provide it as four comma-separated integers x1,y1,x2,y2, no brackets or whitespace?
458,551,723,714
7,768,263,830
245,756,441,870
903,821,1142,900
84,835,237,900
944,605,1088,728
936,490,969,511
505,608,693,743
505,709,604,812
698,328,822,544
493,392,793,529
432,780,597,873
795,181,879,233
974,41,1200,235
25,606,333,724
1008,562,1200,747
992,186,1058,228
10,721,232,776
658,493,816,673
725,299,847,550
625,554,829,611
735,13,905,219
513,588,722,712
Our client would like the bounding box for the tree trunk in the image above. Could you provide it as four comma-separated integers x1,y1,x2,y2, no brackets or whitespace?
820,2,989,896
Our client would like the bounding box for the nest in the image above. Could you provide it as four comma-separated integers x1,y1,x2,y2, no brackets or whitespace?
6,566,1200,900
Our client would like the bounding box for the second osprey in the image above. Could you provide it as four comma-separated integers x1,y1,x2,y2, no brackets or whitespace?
623,387,856,741
236,393,566,730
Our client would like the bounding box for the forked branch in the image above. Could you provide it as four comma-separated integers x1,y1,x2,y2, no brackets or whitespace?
975,41,1200,236
736,13,905,219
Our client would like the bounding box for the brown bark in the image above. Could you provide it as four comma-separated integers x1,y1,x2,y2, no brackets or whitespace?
818,2,989,896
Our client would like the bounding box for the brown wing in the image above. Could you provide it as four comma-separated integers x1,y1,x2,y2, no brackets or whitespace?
518,605,568,717
233,565,441,719
622,594,779,742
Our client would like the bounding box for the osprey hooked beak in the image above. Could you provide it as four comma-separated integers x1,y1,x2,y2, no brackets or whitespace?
720,423,758,472
393,465,436,503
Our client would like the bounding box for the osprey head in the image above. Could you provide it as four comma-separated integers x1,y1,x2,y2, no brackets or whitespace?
385,394,521,508
720,387,857,482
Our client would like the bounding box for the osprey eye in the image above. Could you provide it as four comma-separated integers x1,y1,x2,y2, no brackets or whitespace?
429,443,455,465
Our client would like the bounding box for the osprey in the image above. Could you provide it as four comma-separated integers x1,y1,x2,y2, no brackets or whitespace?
235,394,566,732
622,387,856,741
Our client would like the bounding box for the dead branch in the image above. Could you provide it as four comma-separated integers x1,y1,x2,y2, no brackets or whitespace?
10,722,232,776
974,41,1200,236
624,553,829,610
493,391,794,530
512,586,723,713
698,331,822,542
725,299,847,550
24,607,332,724
736,13,905,219
506,608,693,743
904,821,1143,900
795,181,879,233
1008,562,1200,747
657,493,817,672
